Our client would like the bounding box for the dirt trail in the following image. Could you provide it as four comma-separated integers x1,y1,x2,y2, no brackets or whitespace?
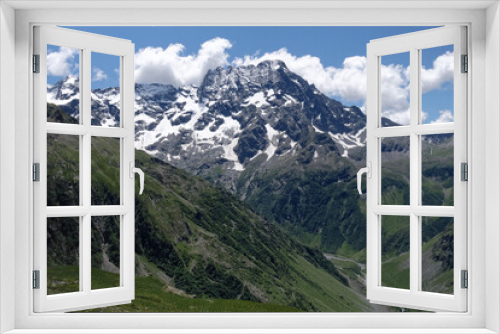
323,253,366,271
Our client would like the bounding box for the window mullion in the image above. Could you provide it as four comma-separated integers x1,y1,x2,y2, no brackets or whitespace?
78,48,85,293
409,47,420,294
81,48,92,294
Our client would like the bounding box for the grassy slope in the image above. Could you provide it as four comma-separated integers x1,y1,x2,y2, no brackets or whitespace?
46,103,454,312
48,252,367,313
240,148,366,254
48,266,301,312
239,134,454,259
380,228,454,294
376,136,455,292
47,103,371,312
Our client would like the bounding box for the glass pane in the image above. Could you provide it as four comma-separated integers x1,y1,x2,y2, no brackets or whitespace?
381,137,410,205
47,45,80,123
381,215,410,290
91,137,120,206
421,45,454,124
47,217,80,295
381,52,410,127
91,216,121,290
91,52,121,127
422,134,454,206
47,134,80,206
421,217,454,294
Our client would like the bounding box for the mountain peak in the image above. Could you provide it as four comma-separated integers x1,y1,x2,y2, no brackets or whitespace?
49,60,369,174
248,59,287,70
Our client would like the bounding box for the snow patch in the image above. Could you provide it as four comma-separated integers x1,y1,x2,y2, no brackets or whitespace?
223,138,244,171
312,124,324,133
243,92,268,107
100,118,116,127
135,112,156,126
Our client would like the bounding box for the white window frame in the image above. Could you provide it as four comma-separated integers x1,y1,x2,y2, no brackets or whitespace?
365,26,467,312
1,1,499,333
33,26,136,313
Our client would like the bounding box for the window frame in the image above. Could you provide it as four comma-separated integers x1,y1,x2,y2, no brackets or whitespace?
4,2,497,333
365,26,468,312
33,26,136,313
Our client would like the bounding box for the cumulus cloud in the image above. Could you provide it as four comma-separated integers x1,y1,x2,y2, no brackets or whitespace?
92,68,107,82
234,48,413,124
421,51,454,93
431,109,454,124
237,49,455,125
132,37,454,125
134,37,232,87
380,63,410,125
47,47,78,77
421,111,429,123
233,49,367,102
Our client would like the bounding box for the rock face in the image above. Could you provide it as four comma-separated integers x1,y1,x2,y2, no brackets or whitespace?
46,103,368,312
54,60,452,255
47,60,374,252
48,60,455,301
49,60,368,171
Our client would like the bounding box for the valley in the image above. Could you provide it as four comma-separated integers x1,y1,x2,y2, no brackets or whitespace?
46,59,455,312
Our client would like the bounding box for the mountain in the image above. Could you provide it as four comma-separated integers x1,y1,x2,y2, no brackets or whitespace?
48,61,371,253
49,61,368,169
46,103,381,312
48,60,454,256
48,61,455,297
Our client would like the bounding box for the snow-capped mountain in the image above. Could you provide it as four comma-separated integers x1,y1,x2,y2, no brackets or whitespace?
48,60,368,174
47,60,416,252
47,74,121,127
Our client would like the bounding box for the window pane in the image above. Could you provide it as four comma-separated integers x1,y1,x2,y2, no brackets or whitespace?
421,45,454,124
47,134,80,206
421,217,454,294
47,217,80,295
381,215,410,290
47,45,80,123
422,134,454,206
91,52,121,127
381,52,410,127
91,216,121,290
91,137,120,206
381,137,410,205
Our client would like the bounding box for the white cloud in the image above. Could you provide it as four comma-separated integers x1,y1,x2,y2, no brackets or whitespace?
421,111,428,123
134,37,232,87
421,51,454,93
431,109,454,124
92,68,108,82
380,63,410,125
47,47,78,77
233,49,367,102
234,49,412,124
132,38,454,126
233,49,454,126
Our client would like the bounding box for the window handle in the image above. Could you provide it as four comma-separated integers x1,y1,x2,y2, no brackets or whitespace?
129,162,144,195
357,162,371,195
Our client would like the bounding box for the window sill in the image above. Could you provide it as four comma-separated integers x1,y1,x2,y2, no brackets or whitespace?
4,329,498,334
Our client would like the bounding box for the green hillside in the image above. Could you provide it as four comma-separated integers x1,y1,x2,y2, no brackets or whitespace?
378,135,455,293
46,103,373,312
46,103,454,312
237,129,366,254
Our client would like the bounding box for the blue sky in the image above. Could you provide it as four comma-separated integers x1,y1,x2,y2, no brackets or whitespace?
48,26,454,124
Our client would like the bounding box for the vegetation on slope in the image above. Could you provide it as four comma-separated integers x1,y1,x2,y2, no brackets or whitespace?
46,103,370,312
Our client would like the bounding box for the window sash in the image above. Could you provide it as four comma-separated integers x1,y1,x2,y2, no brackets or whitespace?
366,26,467,312
33,26,136,313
